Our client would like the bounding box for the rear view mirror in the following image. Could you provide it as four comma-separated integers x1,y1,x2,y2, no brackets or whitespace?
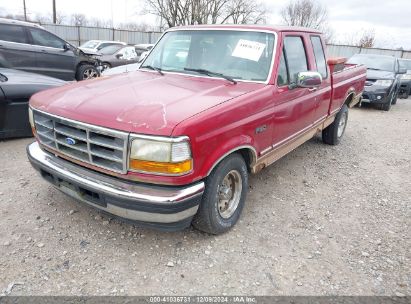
63,43,70,51
296,71,322,88
398,68,407,74
116,54,123,59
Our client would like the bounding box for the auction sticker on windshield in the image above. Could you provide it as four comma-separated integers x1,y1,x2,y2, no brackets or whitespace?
231,39,266,61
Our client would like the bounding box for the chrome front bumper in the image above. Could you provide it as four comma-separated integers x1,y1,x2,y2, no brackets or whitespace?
27,142,204,230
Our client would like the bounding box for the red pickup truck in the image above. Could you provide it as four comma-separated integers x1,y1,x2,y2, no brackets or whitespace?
27,25,366,234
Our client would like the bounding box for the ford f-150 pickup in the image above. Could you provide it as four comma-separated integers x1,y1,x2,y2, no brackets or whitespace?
27,25,366,234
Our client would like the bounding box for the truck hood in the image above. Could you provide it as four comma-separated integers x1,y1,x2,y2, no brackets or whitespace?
366,69,395,80
30,70,264,136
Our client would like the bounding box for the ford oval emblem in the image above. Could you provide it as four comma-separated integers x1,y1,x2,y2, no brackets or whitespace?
65,137,76,145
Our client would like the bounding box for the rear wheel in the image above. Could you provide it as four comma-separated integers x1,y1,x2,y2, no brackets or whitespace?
76,64,99,81
102,62,111,71
322,104,348,145
192,153,248,235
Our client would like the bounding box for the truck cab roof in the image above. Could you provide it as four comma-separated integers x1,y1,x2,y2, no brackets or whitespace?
170,24,322,34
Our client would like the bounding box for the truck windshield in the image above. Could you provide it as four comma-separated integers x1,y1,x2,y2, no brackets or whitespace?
141,30,276,82
348,54,395,72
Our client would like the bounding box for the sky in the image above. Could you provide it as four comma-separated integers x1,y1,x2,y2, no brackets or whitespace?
0,0,410,49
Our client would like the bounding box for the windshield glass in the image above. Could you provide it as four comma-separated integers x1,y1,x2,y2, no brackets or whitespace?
400,59,411,71
141,30,276,82
100,45,123,55
80,41,99,49
347,54,395,72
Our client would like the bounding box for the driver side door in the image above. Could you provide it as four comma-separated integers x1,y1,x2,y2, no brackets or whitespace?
271,34,319,145
27,27,76,80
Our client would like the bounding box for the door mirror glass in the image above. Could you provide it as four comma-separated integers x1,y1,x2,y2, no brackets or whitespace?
296,71,322,88
398,67,407,74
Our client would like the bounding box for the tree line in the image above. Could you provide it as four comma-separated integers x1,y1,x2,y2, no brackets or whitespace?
0,0,376,47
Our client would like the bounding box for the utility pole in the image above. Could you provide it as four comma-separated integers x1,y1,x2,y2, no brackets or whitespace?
52,0,57,24
23,0,27,21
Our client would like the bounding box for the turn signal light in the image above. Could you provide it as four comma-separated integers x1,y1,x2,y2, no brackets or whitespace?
129,159,192,175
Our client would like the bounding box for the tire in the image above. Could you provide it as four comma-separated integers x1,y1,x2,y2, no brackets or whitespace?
192,153,248,235
76,64,99,81
391,89,398,105
322,104,348,145
102,62,111,71
380,93,393,111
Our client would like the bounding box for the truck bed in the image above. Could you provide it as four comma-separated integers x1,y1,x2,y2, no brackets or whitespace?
328,59,367,114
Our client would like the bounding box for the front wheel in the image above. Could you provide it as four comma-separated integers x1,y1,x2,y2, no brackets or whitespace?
192,153,248,235
322,104,348,145
76,64,99,81
391,89,398,105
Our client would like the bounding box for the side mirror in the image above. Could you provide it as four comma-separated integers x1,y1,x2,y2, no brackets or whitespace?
63,43,70,51
296,71,322,88
116,54,123,59
398,68,407,74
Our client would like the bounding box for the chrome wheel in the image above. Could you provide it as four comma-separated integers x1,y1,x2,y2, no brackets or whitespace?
337,112,347,138
217,170,242,219
83,68,98,79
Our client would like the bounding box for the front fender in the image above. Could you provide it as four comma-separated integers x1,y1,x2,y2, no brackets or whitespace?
198,135,257,177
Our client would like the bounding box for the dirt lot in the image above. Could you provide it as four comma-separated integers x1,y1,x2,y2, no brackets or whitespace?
0,99,410,296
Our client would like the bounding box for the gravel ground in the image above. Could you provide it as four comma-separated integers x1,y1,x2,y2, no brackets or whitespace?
0,99,410,296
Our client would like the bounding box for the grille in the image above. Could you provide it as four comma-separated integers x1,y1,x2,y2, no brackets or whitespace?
33,110,129,173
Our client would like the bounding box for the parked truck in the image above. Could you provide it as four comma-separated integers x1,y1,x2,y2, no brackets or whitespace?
27,25,366,234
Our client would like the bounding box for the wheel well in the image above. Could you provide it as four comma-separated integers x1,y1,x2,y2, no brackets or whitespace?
237,148,254,171
207,146,256,176
76,61,94,70
344,92,354,105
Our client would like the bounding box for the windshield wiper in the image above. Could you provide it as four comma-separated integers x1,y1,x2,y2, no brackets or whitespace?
367,68,383,71
141,65,164,75
184,68,237,84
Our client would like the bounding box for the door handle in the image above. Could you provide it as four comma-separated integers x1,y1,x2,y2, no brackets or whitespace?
308,87,317,92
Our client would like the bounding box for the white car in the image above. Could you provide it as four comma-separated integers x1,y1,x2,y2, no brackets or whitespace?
102,62,141,76
79,40,127,55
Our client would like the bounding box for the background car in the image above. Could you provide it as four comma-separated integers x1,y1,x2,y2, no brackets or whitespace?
134,43,154,60
0,68,66,139
0,18,100,81
347,54,406,111
399,59,411,99
97,45,138,70
102,62,140,76
79,40,127,55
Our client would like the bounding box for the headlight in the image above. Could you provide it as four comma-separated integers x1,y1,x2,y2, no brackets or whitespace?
402,74,411,80
374,79,393,87
129,136,192,175
28,107,35,132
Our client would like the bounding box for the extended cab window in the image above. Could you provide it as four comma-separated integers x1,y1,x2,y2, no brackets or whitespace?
0,24,27,44
28,28,65,49
311,36,327,78
283,36,308,83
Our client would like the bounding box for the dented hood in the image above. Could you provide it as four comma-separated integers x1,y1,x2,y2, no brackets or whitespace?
30,70,263,136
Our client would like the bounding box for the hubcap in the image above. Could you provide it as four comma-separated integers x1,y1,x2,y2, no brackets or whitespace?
337,112,347,138
217,170,242,219
83,68,98,79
